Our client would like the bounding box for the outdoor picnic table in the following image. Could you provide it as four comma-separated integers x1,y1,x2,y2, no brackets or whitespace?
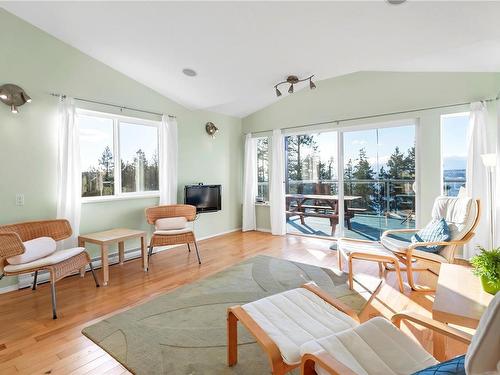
285,194,363,235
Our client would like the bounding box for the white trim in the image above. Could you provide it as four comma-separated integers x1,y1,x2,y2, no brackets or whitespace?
77,108,160,127
82,191,160,203
256,227,272,233
0,283,20,294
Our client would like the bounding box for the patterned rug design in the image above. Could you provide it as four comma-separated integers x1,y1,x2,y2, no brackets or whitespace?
83,255,380,374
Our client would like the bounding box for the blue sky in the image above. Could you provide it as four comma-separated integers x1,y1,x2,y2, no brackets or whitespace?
441,113,469,170
79,115,158,170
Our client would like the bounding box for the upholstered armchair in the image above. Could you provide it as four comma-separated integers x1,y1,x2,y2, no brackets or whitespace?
0,219,99,319
145,204,201,267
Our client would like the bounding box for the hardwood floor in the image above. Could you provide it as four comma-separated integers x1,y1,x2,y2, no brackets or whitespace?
0,231,467,374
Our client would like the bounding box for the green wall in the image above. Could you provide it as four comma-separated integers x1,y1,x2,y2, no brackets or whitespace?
0,9,243,289
243,71,500,232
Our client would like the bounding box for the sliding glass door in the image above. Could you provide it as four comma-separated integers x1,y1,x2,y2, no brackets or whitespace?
285,131,341,237
343,124,416,240
284,122,416,240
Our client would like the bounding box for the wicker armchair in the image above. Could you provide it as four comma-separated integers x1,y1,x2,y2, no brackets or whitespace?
145,204,201,268
0,219,99,319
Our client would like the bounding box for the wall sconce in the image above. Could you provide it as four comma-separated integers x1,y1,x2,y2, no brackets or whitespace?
0,84,32,113
205,122,218,138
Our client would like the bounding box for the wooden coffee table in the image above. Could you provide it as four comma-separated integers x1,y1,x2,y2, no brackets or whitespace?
78,228,147,286
432,263,493,360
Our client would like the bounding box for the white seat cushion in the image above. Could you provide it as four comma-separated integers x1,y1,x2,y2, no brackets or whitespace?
431,196,477,241
154,228,192,235
4,247,86,273
380,236,448,263
242,288,359,365
155,217,188,231
338,238,398,260
7,236,57,265
300,317,438,375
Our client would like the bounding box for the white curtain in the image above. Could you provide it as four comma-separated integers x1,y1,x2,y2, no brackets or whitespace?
465,101,490,257
496,100,500,248
159,115,178,205
56,97,81,248
270,129,286,235
242,134,257,231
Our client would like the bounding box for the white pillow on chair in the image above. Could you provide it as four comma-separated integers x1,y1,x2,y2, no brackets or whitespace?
155,217,188,231
7,236,57,265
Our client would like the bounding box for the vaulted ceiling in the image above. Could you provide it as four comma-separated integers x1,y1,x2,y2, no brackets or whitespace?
2,1,500,117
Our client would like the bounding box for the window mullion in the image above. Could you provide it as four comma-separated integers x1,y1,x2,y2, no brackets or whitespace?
114,119,121,196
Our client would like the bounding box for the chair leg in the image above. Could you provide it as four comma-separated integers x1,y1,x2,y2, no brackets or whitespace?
187,243,191,252
393,261,405,293
32,270,38,291
406,258,434,292
378,262,384,276
50,282,57,319
227,309,238,366
89,262,100,287
348,255,354,290
337,248,342,271
194,242,202,264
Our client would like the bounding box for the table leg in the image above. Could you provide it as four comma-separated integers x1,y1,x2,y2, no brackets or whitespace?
118,241,125,265
141,236,148,272
433,330,446,361
78,238,86,277
101,244,109,286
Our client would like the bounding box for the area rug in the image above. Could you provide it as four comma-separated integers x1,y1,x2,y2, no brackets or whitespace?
82,255,380,375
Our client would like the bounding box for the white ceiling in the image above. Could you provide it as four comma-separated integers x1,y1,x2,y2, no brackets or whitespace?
2,1,500,118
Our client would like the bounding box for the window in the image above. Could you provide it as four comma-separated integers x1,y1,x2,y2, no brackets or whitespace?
441,113,469,196
256,137,269,202
78,110,159,200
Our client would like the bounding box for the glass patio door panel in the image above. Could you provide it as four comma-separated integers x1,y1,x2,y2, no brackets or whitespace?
342,124,416,240
285,131,341,238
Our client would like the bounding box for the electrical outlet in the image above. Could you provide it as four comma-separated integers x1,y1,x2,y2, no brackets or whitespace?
16,193,24,206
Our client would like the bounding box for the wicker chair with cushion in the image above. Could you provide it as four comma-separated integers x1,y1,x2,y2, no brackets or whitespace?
337,196,480,292
301,290,499,375
0,219,99,319
145,204,201,267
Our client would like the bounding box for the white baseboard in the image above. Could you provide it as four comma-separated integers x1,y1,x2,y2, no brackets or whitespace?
0,283,20,294
6,227,243,293
256,227,272,233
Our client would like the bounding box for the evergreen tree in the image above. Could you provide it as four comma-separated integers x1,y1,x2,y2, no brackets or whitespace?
98,146,114,195
286,135,317,193
352,148,376,211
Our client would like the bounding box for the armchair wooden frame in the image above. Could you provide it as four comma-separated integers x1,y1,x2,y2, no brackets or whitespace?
0,219,99,319
227,283,360,375
338,199,480,292
145,204,201,268
301,311,473,375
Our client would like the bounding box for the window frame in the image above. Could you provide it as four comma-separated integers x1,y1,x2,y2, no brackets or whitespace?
77,109,160,203
255,136,270,204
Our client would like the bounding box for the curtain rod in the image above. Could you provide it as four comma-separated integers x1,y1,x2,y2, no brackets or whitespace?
48,93,175,118
249,94,500,135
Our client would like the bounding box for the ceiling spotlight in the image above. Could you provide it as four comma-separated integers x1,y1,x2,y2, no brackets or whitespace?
182,68,197,77
386,0,406,4
21,92,32,103
0,84,32,113
274,74,315,97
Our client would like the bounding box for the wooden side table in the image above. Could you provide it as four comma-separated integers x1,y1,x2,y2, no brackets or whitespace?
432,263,493,360
78,228,147,286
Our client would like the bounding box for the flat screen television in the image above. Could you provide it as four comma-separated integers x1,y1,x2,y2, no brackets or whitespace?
184,184,222,213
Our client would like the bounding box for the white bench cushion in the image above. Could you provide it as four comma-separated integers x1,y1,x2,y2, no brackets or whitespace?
300,317,438,375
338,238,398,260
7,236,56,265
242,288,358,365
4,247,86,273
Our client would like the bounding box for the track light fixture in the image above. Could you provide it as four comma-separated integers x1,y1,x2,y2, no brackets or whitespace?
274,75,316,97
0,84,32,113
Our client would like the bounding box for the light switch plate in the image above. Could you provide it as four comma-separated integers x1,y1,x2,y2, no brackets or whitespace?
16,193,24,206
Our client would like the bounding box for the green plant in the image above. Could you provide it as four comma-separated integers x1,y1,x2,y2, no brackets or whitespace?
471,247,500,285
